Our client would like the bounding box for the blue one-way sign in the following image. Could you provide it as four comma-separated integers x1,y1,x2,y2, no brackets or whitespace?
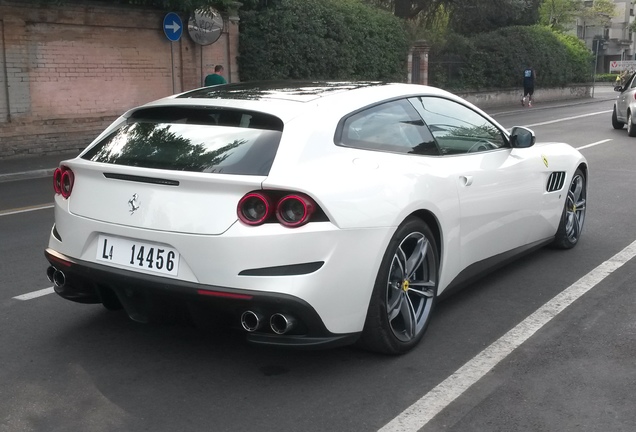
163,12,183,42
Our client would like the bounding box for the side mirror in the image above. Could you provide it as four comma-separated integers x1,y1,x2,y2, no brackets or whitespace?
510,126,535,148
614,85,623,92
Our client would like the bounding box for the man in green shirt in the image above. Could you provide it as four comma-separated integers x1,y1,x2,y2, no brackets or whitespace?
204,65,227,86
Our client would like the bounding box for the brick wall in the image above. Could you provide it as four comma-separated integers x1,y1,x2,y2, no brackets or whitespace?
0,0,240,159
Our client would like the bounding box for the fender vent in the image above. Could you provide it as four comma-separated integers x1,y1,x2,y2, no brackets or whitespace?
546,171,566,192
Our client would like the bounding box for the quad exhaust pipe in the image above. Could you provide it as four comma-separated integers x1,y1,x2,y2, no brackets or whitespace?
241,311,264,332
46,266,66,288
241,311,296,335
269,313,296,335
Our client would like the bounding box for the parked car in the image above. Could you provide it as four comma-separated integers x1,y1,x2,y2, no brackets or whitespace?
612,72,636,135
45,81,588,354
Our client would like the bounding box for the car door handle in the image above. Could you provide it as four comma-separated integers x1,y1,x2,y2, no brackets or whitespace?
460,175,473,186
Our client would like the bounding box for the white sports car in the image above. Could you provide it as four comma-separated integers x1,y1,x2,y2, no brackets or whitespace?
45,82,587,354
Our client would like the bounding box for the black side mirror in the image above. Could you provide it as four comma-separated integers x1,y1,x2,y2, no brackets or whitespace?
510,126,535,148
614,85,623,92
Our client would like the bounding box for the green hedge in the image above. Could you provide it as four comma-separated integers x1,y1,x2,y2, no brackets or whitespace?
430,25,593,90
238,0,410,81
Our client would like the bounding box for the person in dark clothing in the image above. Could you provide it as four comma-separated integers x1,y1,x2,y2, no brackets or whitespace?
204,65,227,86
521,66,536,107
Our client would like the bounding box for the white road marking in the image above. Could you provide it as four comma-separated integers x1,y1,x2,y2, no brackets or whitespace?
575,139,612,150
0,204,53,217
379,239,636,432
13,287,55,301
524,110,611,128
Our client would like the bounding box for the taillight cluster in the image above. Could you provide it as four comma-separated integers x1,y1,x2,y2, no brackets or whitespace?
237,191,321,228
53,166,74,199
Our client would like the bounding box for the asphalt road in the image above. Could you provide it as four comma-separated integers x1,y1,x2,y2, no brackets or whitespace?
2,91,636,432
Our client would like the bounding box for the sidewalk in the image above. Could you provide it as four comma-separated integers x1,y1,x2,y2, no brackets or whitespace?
0,86,618,184
0,151,79,183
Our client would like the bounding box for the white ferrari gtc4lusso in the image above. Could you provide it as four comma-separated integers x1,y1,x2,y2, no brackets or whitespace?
45,81,587,354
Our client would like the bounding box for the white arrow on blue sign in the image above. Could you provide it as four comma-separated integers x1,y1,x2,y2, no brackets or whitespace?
163,12,183,42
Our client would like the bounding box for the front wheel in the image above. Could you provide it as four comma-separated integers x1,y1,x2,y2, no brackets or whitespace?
552,168,586,249
612,106,624,130
358,218,439,355
628,111,636,137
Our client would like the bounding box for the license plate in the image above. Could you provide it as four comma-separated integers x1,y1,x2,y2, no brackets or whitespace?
96,235,180,276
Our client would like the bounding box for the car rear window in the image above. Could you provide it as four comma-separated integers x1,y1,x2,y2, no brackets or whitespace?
81,107,283,176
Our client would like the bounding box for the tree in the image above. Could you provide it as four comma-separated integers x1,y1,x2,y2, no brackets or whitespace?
448,0,541,35
540,0,616,31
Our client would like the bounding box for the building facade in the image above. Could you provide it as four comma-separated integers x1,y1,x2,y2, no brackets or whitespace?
576,1,635,73
0,0,240,159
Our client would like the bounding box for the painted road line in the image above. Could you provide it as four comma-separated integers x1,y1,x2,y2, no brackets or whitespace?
576,139,612,150
13,287,55,301
379,239,636,432
524,110,612,128
0,204,53,217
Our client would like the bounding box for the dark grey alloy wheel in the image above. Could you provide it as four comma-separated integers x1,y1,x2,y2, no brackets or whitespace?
552,168,586,249
628,111,636,137
358,218,439,354
612,106,624,130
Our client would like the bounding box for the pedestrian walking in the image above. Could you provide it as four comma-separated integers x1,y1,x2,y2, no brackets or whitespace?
521,66,536,107
204,65,227,86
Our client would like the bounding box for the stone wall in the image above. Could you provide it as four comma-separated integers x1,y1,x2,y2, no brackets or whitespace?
457,85,592,109
0,0,239,159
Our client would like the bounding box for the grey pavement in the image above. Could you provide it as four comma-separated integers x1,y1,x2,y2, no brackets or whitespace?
0,84,618,184
0,150,80,183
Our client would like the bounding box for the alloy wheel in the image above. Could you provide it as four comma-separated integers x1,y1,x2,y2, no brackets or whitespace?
564,173,586,243
385,232,437,342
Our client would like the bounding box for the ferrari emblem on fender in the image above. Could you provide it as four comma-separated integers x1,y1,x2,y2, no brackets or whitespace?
128,193,140,215
542,155,549,168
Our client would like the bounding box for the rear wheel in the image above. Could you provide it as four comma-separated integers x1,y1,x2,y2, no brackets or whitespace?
628,111,636,137
358,218,439,355
612,106,624,130
552,168,586,249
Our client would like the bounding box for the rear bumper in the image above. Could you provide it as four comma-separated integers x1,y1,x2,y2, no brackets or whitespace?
45,248,359,349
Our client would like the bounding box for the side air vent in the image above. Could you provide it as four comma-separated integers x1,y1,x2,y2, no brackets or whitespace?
546,171,566,192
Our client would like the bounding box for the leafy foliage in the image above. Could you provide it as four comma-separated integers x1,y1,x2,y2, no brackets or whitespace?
448,0,541,35
540,0,616,31
429,25,593,90
238,0,410,81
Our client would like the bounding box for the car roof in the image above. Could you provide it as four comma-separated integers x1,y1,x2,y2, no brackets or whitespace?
135,81,464,123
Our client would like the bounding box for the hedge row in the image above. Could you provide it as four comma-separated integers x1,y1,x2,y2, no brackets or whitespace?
238,1,593,91
430,26,593,90
238,0,410,81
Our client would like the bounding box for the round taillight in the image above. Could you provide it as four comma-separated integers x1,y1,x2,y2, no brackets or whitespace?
276,194,315,227
238,193,273,225
53,168,63,194
60,169,74,199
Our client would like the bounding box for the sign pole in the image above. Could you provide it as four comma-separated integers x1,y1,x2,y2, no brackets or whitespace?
592,39,599,98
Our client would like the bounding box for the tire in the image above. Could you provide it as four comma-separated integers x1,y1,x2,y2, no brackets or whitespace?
552,168,586,249
628,111,636,137
357,217,439,355
612,106,624,130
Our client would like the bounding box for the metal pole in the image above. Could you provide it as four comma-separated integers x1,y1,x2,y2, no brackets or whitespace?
592,39,599,98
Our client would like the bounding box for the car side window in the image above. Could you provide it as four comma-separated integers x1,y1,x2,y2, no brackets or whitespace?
409,96,508,155
339,99,440,156
630,75,636,89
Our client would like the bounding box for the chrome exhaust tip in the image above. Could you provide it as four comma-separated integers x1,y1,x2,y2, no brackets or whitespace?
270,313,296,335
241,310,264,332
46,266,56,284
53,270,66,288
